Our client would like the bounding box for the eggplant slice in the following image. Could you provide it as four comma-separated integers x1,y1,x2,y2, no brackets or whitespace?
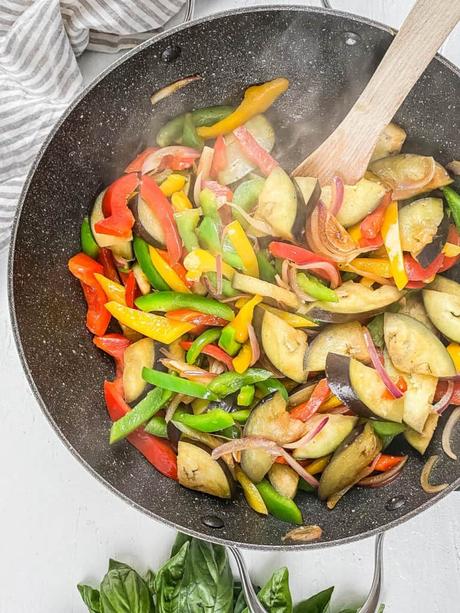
293,177,321,218
384,312,455,377
177,439,235,499
398,197,444,256
423,289,460,342
318,423,382,500
90,190,133,259
254,166,299,240
304,321,370,372
240,392,305,483
130,195,165,247
268,464,299,499
123,337,165,404
293,414,358,460
370,122,407,162
304,281,402,323
326,353,404,422
321,177,386,228
428,275,460,298
397,292,438,335
260,309,308,383
404,412,439,455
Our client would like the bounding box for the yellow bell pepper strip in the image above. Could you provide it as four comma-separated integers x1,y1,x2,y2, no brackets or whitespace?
360,276,375,288
342,257,393,278
159,173,186,197
306,455,331,476
225,219,259,277
232,342,252,373
183,249,236,282
148,246,191,293
447,343,460,372
347,222,362,244
171,190,193,211
197,78,289,139
105,301,194,343
231,294,262,343
259,304,317,328
443,242,460,258
381,200,408,290
94,273,126,305
235,466,268,515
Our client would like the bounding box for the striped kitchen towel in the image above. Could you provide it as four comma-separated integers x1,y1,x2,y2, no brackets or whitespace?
0,0,187,252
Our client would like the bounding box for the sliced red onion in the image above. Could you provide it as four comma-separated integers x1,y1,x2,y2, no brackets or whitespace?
284,417,329,449
215,254,223,296
275,273,291,291
439,374,460,381
363,328,404,398
226,201,274,234
281,259,290,286
276,447,320,487
421,454,448,494
433,380,454,414
288,265,316,303
442,406,460,460
150,74,202,106
330,176,345,216
359,455,408,488
327,405,352,415
293,261,341,289
142,146,200,175
248,324,260,366
165,393,185,423
196,146,214,179
193,171,203,207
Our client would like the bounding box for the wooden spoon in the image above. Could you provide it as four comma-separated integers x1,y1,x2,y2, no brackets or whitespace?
292,0,460,184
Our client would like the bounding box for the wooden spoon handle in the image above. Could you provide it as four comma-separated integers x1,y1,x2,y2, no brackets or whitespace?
352,0,460,138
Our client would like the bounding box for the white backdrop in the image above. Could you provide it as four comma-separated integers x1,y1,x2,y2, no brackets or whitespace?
1,2,459,612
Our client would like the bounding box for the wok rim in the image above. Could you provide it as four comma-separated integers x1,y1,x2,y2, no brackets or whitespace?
7,4,460,550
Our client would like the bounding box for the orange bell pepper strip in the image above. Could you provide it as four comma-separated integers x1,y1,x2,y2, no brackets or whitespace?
381,200,408,290
374,454,405,472
290,378,330,422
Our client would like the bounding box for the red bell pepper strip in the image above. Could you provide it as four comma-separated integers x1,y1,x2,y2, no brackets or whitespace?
93,333,131,378
233,125,278,176
95,173,138,239
165,309,228,327
359,234,384,249
360,192,391,240
68,252,104,285
403,253,444,282
98,247,120,283
180,340,234,370
374,454,405,472
210,135,227,179
140,174,182,264
124,270,140,309
124,147,158,173
435,380,460,404
104,380,178,480
290,378,330,422
268,242,335,266
439,226,460,272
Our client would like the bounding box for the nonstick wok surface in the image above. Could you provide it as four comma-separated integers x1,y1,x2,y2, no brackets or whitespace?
9,7,460,549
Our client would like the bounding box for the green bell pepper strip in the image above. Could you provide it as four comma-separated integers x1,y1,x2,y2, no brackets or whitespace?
372,421,406,438
191,105,234,127
232,409,251,422
197,215,221,254
205,272,239,297
256,480,303,525
133,237,170,291
237,385,255,406
232,177,265,227
208,368,272,397
173,407,234,432
442,186,460,231
135,291,235,321
142,367,218,400
218,325,241,357
80,216,99,259
199,188,220,219
109,387,172,443
255,378,288,401
174,209,200,253
182,112,204,150
186,328,222,364
256,250,277,283
144,415,168,438
222,236,244,270
296,272,338,302
156,106,234,147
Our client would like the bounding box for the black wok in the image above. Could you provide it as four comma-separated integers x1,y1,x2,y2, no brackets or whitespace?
8,6,460,549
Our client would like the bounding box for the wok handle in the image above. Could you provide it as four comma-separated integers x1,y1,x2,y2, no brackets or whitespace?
360,533,385,613
228,547,268,613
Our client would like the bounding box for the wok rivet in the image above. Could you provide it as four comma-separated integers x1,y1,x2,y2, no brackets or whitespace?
201,515,224,529
161,45,181,63
343,31,360,46
385,495,406,511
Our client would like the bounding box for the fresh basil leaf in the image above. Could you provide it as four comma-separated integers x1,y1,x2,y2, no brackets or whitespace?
243,567,292,613
77,584,101,613
377,605,385,613
294,586,334,613
145,570,156,597
155,541,190,613
170,532,191,557
100,562,153,613
367,314,384,349
175,537,233,613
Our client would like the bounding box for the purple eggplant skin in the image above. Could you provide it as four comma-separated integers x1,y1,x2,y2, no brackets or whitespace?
291,179,321,242
305,307,386,324
207,392,238,413
416,213,449,268
325,353,374,418
129,194,164,248
167,421,182,453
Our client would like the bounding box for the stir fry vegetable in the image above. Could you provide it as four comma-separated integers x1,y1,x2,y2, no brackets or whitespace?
69,77,460,525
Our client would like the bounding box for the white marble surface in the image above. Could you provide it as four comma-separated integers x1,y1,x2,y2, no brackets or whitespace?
1,1,459,612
